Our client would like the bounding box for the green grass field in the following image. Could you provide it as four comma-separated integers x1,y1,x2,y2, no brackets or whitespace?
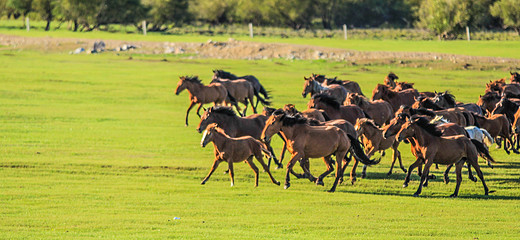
1,28,520,239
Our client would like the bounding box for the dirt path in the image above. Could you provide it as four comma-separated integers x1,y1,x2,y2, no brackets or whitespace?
1,34,519,69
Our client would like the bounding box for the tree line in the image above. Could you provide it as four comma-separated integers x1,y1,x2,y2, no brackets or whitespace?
1,0,519,38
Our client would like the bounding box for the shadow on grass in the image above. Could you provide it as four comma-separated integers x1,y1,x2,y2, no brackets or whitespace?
334,187,520,200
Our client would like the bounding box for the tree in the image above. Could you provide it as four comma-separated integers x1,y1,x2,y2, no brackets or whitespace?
58,0,102,31
143,0,191,31
96,0,149,27
191,0,237,25
416,0,471,39
6,0,32,20
32,0,57,31
490,0,520,35
263,0,315,29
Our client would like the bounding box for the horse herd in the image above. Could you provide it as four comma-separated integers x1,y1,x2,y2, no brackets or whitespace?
175,70,520,197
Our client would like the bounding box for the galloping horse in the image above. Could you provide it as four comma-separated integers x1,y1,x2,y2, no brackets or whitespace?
302,77,348,104
355,118,406,177
283,104,328,122
384,72,399,88
310,73,364,96
472,113,518,154
478,91,501,114
395,117,492,197
308,94,366,125
175,76,237,126
486,78,520,98
196,106,284,169
371,84,419,112
261,110,379,192
433,91,484,115
511,71,520,84
200,123,280,187
345,93,393,126
211,78,269,116
212,69,270,108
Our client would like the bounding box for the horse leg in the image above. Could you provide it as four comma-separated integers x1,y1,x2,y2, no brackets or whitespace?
201,158,222,185
196,103,203,118
329,150,347,193
467,157,490,195
508,136,519,154
228,160,235,187
404,158,422,188
350,159,359,185
317,156,335,186
185,101,196,127
253,152,280,186
361,148,376,179
249,96,257,114
450,161,464,198
284,154,301,189
467,163,477,182
495,137,502,149
396,148,407,174
503,136,511,154
339,152,353,184
245,156,259,187
264,141,282,170
444,164,453,184
414,158,434,197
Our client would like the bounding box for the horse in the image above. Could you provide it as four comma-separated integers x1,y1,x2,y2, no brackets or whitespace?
212,69,270,108
384,72,399,88
283,104,328,122
260,110,379,192
472,113,518,154
345,93,394,126
211,78,270,116
395,116,492,197
477,91,502,114
486,78,520,98
310,73,364,96
465,126,494,147
175,76,238,126
412,97,473,126
371,84,419,112
308,93,366,125
511,71,520,84
433,91,484,115
302,77,348,104
355,118,406,177
196,106,285,169
200,123,280,187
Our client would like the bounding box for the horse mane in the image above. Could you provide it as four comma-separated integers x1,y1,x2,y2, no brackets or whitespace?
387,72,399,80
359,118,378,129
281,114,308,126
411,116,443,137
439,91,456,106
213,69,236,79
210,106,238,117
263,106,277,115
396,81,414,88
182,76,202,84
312,93,341,110
419,97,444,110
325,77,342,85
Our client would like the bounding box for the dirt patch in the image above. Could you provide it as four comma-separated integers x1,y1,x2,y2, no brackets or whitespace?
1,34,519,70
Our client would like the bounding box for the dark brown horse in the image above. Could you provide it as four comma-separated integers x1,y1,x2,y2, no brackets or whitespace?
345,93,393,126
310,73,364,96
511,71,520,84
200,123,280,187
175,76,237,126
473,113,518,154
260,110,378,192
212,69,270,108
308,93,366,125
486,78,520,98
211,78,257,116
433,91,484,115
478,91,502,114
384,72,399,88
372,84,419,112
196,106,284,169
283,104,328,122
411,97,472,126
395,117,492,197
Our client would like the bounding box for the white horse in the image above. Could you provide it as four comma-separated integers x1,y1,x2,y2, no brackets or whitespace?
465,126,494,146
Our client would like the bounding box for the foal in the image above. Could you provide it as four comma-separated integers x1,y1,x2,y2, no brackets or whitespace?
200,123,280,187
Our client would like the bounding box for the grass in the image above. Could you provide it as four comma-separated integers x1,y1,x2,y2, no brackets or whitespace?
1,20,520,59
1,48,520,239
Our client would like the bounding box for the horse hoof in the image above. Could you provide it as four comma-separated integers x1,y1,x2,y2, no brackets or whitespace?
230,183,234,187
470,177,477,182
506,150,511,155
402,168,407,173
315,180,324,186
413,193,419,197
449,194,458,198
444,178,450,184
201,181,206,185
274,181,280,186
428,174,436,180
284,184,290,189
327,188,336,193
361,173,366,179
386,171,392,176
423,182,428,187
276,164,283,170
403,183,408,188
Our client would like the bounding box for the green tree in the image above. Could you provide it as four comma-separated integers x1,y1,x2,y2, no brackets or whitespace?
490,0,520,35
6,0,32,20
143,0,191,31
96,0,149,27
416,0,471,39
58,0,102,31
264,0,315,29
32,0,57,30
191,0,237,24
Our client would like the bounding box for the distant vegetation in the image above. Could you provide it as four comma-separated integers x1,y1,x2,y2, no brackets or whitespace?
1,0,519,39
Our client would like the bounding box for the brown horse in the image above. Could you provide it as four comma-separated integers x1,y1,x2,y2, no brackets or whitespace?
511,71,520,84
395,117,491,197
302,77,348,104
211,78,266,116
200,123,280,187
412,97,472,126
384,72,399,88
486,78,520,98
477,91,502,115
355,118,406,177
433,91,484,115
513,108,520,134
372,84,419,112
283,104,328,122
345,93,393,126
261,110,378,192
311,73,364,96
196,106,284,169
175,76,237,126
472,113,518,154
212,69,270,108
308,93,366,125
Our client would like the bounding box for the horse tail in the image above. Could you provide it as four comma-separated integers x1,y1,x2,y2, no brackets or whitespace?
470,139,496,163
462,111,472,126
259,84,270,99
481,129,494,145
259,142,273,159
255,92,271,106
347,134,381,166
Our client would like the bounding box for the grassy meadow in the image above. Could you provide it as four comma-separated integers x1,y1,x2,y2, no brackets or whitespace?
1,27,520,239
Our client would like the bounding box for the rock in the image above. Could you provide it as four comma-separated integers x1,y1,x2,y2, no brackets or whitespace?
70,47,85,54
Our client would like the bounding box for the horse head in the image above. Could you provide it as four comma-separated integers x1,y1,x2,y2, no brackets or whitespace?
261,109,285,143
200,123,218,147
383,113,409,139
